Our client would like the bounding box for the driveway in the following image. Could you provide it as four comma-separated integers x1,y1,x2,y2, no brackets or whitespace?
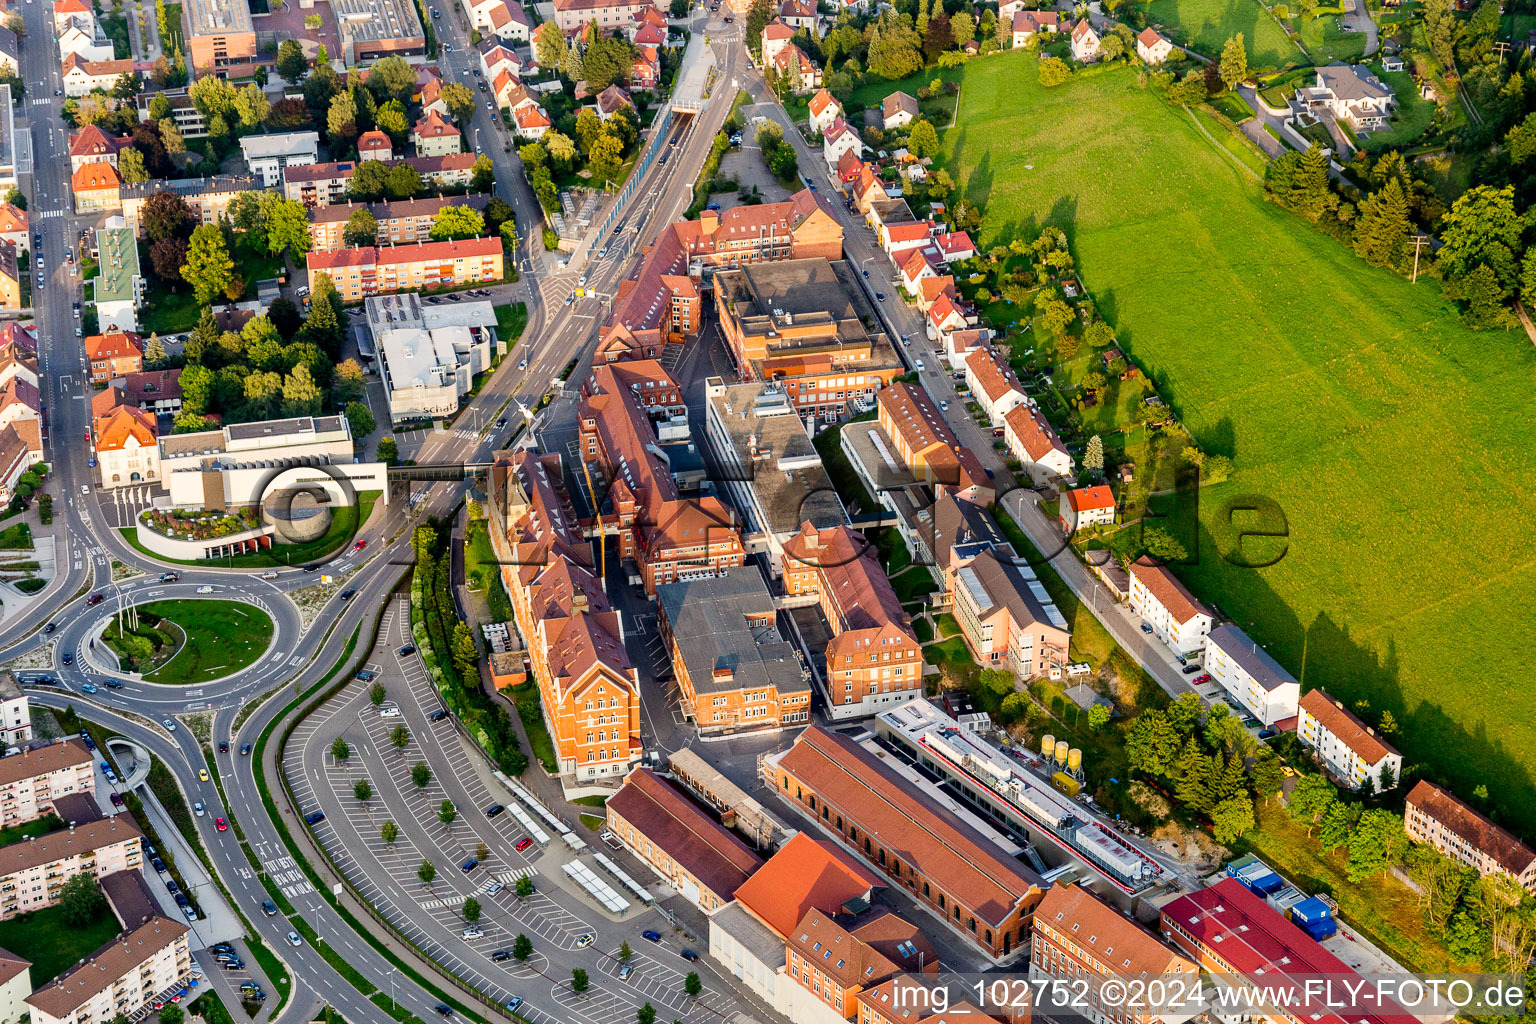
1342,0,1379,57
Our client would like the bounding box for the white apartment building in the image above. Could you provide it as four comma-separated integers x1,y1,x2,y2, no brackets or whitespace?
964,347,1027,428
0,817,142,921
0,672,30,747
1296,689,1403,792
239,131,319,188
26,917,191,1024
0,738,92,828
1128,557,1212,657
1204,624,1300,727
0,949,28,1024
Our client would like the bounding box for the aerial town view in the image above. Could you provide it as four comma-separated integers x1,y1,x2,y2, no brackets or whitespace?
0,0,1529,1018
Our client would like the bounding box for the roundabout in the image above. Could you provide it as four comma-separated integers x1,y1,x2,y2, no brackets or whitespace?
100,599,276,686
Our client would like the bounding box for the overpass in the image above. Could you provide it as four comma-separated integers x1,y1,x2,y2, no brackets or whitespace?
670,32,714,114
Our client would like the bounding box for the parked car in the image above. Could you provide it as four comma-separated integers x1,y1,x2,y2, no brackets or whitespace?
1181,664,1201,675
618,964,633,980
504,997,523,1013
490,950,511,962
1140,622,1153,634
1194,673,1212,684
460,858,479,873
461,927,483,939
485,804,504,817
680,950,699,962
575,934,594,948
398,644,416,656
110,792,124,806
304,810,325,825
514,837,533,852
429,709,449,721
642,930,662,943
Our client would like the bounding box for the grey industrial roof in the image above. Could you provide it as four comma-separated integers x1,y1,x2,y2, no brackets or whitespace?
710,900,788,967
707,383,845,537
655,568,808,697
225,415,343,441
1208,624,1297,692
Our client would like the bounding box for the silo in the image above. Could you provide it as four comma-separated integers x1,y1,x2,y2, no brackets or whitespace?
1041,734,1055,758
1068,747,1083,773
1054,740,1070,765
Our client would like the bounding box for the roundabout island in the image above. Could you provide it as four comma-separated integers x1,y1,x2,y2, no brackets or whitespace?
99,599,276,686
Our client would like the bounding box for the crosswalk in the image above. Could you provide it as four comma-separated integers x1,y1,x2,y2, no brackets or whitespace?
33,209,65,220
28,97,53,108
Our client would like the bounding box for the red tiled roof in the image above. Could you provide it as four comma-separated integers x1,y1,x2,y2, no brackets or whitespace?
734,832,880,938
1003,401,1067,463
607,769,763,900
72,162,121,191
1300,689,1399,765
1066,484,1116,514
514,105,551,130
1406,780,1536,877
357,130,392,153
83,331,142,361
93,405,156,451
69,124,126,158
762,18,794,39
1137,26,1166,46
1129,556,1211,623
414,110,461,139
808,87,838,118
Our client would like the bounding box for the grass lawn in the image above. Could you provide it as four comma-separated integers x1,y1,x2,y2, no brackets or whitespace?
1364,69,1437,151
813,422,876,514
1500,12,1536,39
494,302,529,348
138,239,284,334
118,491,379,567
465,522,515,622
847,65,966,126
160,1,185,51
509,683,558,774
136,599,275,684
941,49,1536,836
1137,0,1298,65
1294,13,1368,63
1413,149,1473,203
0,903,124,986
0,814,62,847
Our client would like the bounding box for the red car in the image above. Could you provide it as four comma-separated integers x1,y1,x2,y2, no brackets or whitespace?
353,539,367,551
215,817,228,832
86,593,103,606
514,837,533,852
1193,673,1212,685
84,429,91,442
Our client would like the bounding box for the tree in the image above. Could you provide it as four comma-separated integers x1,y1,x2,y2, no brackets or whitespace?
1218,33,1248,90
516,875,534,899
464,897,482,923
545,131,578,169
1353,177,1411,271
368,54,417,102
1088,703,1112,731
1038,56,1071,87
277,38,309,83
384,163,424,200
181,224,235,305
619,941,633,962
1318,799,1359,852
1210,795,1255,844
412,762,431,787
119,148,150,184
745,0,774,56
264,196,312,259
906,118,939,159
299,291,343,356
584,35,638,90
328,90,359,143
269,98,312,130
1347,808,1408,881
145,334,168,366
430,205,487,241
343,208,379,247
439,799,457,826
143,191,196,243
345,401,376,440
391,725,409,748
354,778,372,801
1438,184,1522,288
513,933,533,961
589,133,625,184
951,10,974,45
150,237,190,284
235,83,270,128
441,82,475,125
333,359,367,403
1142,526,1187,563
331,736,350,760
637,1005,656,1024
471,154,496,193
418,859,437,886
1287,774,1337,835
1083,435,1104,474
450,621,479,682
282,363,322,416
1460,263,1518,330
537,22,570,70
572,969,590,993
923,11,953,60
160,1006,185,1024
59,874,108,927
685,972,702,998
350,160,390,200
868,22,923,79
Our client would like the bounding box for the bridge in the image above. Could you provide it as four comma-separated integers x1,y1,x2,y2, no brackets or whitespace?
670,33,714,115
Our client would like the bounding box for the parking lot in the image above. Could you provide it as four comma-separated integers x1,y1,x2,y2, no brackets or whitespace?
282,598,760,1024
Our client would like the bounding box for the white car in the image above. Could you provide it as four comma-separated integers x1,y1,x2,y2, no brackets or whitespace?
193,801,205,816
163,719,178,732
262,571,278,579
575,933,594,948
379,705,401,718
462,927,484,939
196,586,214,594
915,360,925,372
287,931,303,947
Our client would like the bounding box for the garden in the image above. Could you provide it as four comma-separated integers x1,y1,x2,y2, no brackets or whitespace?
935,47,1536,835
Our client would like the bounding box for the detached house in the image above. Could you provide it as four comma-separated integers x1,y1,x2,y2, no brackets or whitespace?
84,331,144,384
513,104,552,140
1060,484,1116,535
72,162,122,214
822,116,863,169
1010,9,1059,46
808,87,842,133
69,125,128,172
760,19,795,66
771,42,821,94
1003,402,1072,486
1136,27,1176,64
779,0,816,29
881,91,918,130
412,111,462,157
1301,63,1395,129
1069,19,1101,62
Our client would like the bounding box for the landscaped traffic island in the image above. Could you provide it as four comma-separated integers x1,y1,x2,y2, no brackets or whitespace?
102,599,275,685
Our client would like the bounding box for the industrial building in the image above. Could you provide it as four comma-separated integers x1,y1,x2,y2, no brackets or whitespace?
364,293,501,425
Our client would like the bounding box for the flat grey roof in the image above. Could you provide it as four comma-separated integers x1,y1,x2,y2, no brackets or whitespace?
186,0,254,38
1209,624,1297,692
708,383,845,538
226,415,342,441
656,568,808,697
710,900,787,967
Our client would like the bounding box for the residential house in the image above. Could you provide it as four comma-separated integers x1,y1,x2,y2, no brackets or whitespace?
834,150,863,185
1059,484,1116,535
72,162,122,214
899,249,939,296
57,21,115,61
1404,781,1536,893
1301,63,1395,129
0,243,17,312
1069,18,1101,62
596,84,634,120
0,739,92,828
26,915,191,1024
1002,402,1072,486
357,130,394,162
0,203,24,255
779,0,816,29
1136,27,1176,63
68,125,128,172
761,19,795,66
1205,624,1301,728
852,164,888,214
513,104,553,139
1128,556,1212,657
308,195,490,252
549,0,655,32
632,45,662,90
808,87,842,133
1010,9,1059,46
876,382,989,498
822,117,863,169
1297,689,1403,791
60,54,135,96
480,42,522,81
771,42,821,94
84,332,144,384
881,91,918,130
964,347,1027,427
0,817,142,920
934,230,976,263
411,111,462,157
406,153,480,189
120,176,261,236
93,404,159,488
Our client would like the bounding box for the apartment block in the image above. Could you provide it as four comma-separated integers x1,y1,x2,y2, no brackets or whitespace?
1404,781,1536,892
655,568,811,733
0,739,92,827
306,237,503,302
786,905,935,1019
487,450,642,782
951,549,1070,681
308,195,490,252
83,332,143,385
1296,689,1401,792
1128,557,1212,657
766,725,1044,960
964,347,1027,428
674,189,842,271
238,131,319,188
712,259,904,421
120,176,262,238
0,817,142,920
283,162,357,208
877,383,990,499
1205,625,1300,728
605,767,764,911
26,916,191,1024
1031,884,1196,1024
780,522,923,721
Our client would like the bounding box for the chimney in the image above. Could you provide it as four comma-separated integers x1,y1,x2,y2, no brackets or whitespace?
572,590,589,612
699,209,719,234
712,667,733,683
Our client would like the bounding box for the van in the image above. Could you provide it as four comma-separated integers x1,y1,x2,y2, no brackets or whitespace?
379,705,401,718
